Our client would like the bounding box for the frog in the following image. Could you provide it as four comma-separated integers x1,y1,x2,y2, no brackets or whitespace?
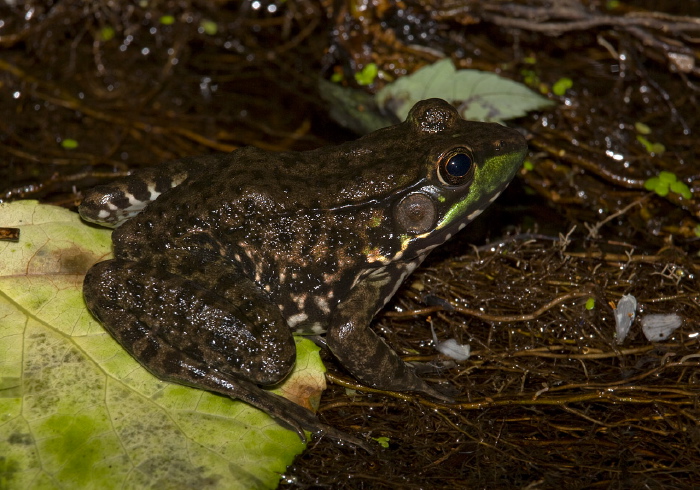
80,98,527,448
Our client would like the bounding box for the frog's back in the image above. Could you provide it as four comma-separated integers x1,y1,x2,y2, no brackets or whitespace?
79,129,421,231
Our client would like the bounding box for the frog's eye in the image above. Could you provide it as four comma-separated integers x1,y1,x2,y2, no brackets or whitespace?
438,148,474,186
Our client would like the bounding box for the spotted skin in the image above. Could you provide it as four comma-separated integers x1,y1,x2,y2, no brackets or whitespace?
80,98,527,447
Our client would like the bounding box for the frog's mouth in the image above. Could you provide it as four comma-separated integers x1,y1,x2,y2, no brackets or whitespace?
437,180,510,233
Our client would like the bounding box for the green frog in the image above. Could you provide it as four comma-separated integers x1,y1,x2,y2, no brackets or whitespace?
80,98,527,447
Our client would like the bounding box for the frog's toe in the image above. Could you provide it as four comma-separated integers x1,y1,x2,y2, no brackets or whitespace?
217,379,374,452
422,382,460,403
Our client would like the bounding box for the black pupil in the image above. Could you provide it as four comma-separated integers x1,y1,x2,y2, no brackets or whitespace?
445,153,472,177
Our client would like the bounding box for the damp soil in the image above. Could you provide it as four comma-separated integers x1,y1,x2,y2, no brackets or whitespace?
2,1,699,488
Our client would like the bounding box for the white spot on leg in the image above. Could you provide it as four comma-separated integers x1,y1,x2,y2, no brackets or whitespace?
314,296,331,314
291,293,307,310
286,313,308,328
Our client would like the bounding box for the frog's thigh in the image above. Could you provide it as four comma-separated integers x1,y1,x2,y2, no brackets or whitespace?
84,259,296,386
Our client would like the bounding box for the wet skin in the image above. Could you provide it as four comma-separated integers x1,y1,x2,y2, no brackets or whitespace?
80,98,527,447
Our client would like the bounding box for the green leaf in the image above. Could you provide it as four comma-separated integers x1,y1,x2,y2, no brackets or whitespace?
0,202,321,489
61,139,79,150
98,27,115,42
354,63,379,86
373,436,390,448
634,122,651,135
585,297,595,310
643,177,659,191
159,15,175,25
376,58,554,123
658,171,677,184
656,183,670,197
636,135,653,153
636,135,665,155
200,19,218,36
552,77,573,96
318,78,397,134
650,142,666,154
670,180,692,199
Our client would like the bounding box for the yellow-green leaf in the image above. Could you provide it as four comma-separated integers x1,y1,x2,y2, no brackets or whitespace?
61,139,79,149
0,201,321,489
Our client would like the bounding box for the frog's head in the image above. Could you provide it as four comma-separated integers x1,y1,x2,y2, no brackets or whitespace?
380,98,527,261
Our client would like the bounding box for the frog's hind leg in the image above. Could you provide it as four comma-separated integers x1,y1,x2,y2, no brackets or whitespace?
84,258,297,385
83,259,370,450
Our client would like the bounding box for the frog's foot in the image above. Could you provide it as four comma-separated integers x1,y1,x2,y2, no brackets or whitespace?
326,314,456,403
368,369,456,403
416,380,459,402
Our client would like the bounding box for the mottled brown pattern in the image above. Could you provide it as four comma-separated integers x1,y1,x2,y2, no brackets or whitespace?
81,99,526,446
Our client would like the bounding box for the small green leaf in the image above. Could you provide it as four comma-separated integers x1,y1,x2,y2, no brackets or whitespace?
585,297,595,310
330,72,344,83
656,183,670,197
670,180,692,199
520,69,539,87
354,63,378,86
636,135,653,153
159,15,175,25
658,171,677,183
644,177,659,191
376,59,554,123
61,139,78,150
99,27,115,42
552,78,573,96
650,142,665,154
634,122,651,135
373,436,390,448
523,57,537,65
523,160,534,171
636,135,665,155
200,19,217,35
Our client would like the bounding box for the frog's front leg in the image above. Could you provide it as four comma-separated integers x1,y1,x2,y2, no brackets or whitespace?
326,265,455,402
83,258,369,448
